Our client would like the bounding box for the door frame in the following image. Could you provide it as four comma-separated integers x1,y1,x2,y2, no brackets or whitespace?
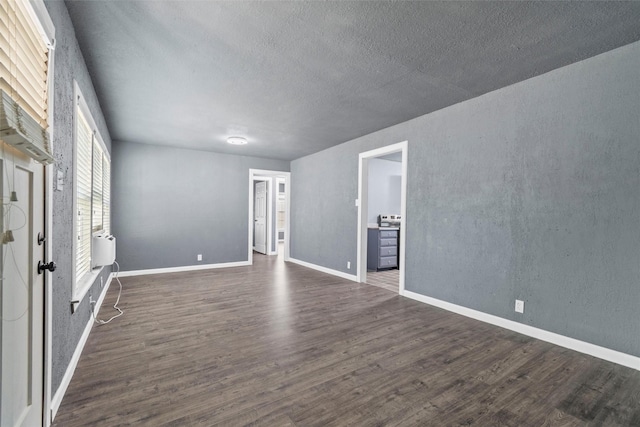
275,177,286,243
356,141,408,293
248,169,291,265
44,164,54,427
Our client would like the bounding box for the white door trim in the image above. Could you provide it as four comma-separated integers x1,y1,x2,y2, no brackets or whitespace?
276,177,286,243
44,164,54,426
248,169,291,265
357,141,408,293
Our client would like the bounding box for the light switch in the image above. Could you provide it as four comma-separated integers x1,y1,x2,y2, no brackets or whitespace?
56,169,64,191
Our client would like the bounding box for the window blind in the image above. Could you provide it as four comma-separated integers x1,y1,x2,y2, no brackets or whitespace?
103,155,111,235
76,107,92,281
0,0,53,164
92,140,103,232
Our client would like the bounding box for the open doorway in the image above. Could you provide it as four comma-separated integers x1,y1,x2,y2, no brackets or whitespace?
248,169,291,265
357,141,408,294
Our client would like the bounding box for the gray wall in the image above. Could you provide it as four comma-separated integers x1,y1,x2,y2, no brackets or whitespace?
290,41,640,357
367,158,402,224
112,142,288,271
45,1,113,393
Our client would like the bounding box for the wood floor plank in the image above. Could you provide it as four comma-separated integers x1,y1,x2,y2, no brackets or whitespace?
53,253,640,426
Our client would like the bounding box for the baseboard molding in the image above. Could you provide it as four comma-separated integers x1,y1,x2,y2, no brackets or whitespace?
288,257,358,282
119,260,251,277
402,289,640,372
51,273,113,421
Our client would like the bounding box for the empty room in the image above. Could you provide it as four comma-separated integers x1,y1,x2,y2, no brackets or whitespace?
1,1,639,426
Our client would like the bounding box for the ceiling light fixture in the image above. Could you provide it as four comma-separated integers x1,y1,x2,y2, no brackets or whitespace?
227,136,248,145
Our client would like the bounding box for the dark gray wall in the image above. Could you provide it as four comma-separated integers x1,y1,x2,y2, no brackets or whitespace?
291,143,361,272
112,142,288,271
45,1,113,393
290,41,640,357
367,158,402,224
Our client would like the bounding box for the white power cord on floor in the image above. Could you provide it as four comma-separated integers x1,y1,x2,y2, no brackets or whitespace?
92,261,124,325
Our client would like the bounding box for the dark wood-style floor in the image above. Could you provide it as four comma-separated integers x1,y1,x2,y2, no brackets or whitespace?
367,269,399,293
53,252,640,426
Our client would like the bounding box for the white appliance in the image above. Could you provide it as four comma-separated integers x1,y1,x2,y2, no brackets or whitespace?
92,234,116,267
378,214,402,228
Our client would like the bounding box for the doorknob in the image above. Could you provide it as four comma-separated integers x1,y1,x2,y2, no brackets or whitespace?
38,261,56,274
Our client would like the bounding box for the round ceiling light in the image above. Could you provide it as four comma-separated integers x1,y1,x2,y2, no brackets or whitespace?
227,136,248,145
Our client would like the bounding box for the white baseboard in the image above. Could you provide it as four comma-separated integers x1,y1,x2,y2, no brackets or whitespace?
402,289,640,372
118,260,251,277
288,257,358,282
51,273,113,421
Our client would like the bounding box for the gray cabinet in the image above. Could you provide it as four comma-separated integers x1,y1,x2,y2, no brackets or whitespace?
367,228,398,271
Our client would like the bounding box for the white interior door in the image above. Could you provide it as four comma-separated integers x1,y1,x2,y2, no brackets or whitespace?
1,145,45,427
254,181,267,254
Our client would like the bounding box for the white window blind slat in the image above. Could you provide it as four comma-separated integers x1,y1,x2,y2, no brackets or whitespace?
0,50,11,73
0,21,10,46
13,0,48,48
14,16,47,64
9,71,47,116
15,43,47,74
16,46,48,81
0,77,45,125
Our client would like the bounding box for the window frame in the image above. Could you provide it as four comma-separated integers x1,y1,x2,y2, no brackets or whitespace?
72,81,111,300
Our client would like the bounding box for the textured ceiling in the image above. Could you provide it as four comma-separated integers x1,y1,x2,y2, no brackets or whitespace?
65,1,640,161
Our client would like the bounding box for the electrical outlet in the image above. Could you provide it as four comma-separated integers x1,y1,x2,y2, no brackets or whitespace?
89,295,96,313
515,299,524,313
197,254,202,261
347,261,351,269
100,276,104,288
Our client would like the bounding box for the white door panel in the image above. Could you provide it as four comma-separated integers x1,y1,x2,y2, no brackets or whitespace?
254,181,267,254
1,147,45,427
